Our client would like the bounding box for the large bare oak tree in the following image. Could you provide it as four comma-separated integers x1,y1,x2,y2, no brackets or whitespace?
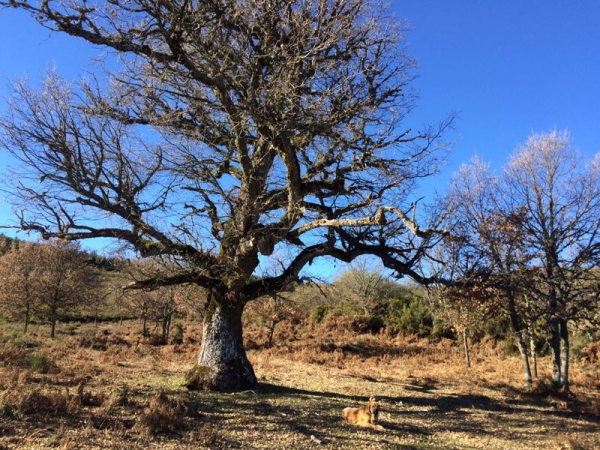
0,0,451,390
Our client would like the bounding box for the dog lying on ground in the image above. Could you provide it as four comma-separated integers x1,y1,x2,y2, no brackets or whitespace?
342,396,385,431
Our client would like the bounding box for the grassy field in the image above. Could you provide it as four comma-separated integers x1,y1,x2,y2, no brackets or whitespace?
0,321,599,449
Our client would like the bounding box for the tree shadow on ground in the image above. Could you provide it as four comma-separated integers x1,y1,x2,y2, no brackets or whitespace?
256,382,533,415
246,381,599,445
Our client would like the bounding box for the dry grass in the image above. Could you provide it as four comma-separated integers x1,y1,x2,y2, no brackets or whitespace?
0,320,598,449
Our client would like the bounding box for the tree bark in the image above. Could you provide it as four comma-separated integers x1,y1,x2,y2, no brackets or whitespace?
515,331,532,386
267,320,278,349
162,311,173,345
185,295,256,392
50,317,57,338
559,319,570,390
507,296,531,386
550,319,562,386
529,335,538,378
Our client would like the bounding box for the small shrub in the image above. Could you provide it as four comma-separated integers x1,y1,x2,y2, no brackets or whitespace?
311,305,331,324
147,333,166,346
381,296,434,337
24,353,57,374
1,403,16,420
136,391,183,436
79,330,108,350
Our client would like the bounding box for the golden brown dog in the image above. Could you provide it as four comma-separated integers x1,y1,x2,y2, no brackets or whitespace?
342,396,385,431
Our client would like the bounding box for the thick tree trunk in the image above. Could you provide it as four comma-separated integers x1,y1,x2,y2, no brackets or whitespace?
559,319,570,391
186,296,256,392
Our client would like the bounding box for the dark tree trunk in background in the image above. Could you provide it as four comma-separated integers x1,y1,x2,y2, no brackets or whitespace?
24,302,30,334
162,311,173,345
267,320,278,349
142,314,148,337
50,317,57,338
463,330,471,368
186,295,256,391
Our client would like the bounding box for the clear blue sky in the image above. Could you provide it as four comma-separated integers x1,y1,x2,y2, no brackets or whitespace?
1,1,599,269
398,1,600,172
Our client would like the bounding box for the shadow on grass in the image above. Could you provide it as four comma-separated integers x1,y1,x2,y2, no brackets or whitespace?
250,381,599,441
257,382,516,415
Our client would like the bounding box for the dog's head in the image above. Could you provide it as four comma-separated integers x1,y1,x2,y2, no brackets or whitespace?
367,396,380,422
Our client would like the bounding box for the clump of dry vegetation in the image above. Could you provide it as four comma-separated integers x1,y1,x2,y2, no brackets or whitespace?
136,391,184,437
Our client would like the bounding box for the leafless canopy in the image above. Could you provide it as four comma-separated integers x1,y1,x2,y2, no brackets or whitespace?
1,0,452,301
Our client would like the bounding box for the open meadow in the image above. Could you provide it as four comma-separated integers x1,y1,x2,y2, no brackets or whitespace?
0,320,599,450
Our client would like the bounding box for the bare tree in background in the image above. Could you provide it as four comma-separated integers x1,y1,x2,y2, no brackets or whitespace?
332,259,392,316
442,158,539,385
442,131,600,389
502,131,600,390
0,0,452,390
